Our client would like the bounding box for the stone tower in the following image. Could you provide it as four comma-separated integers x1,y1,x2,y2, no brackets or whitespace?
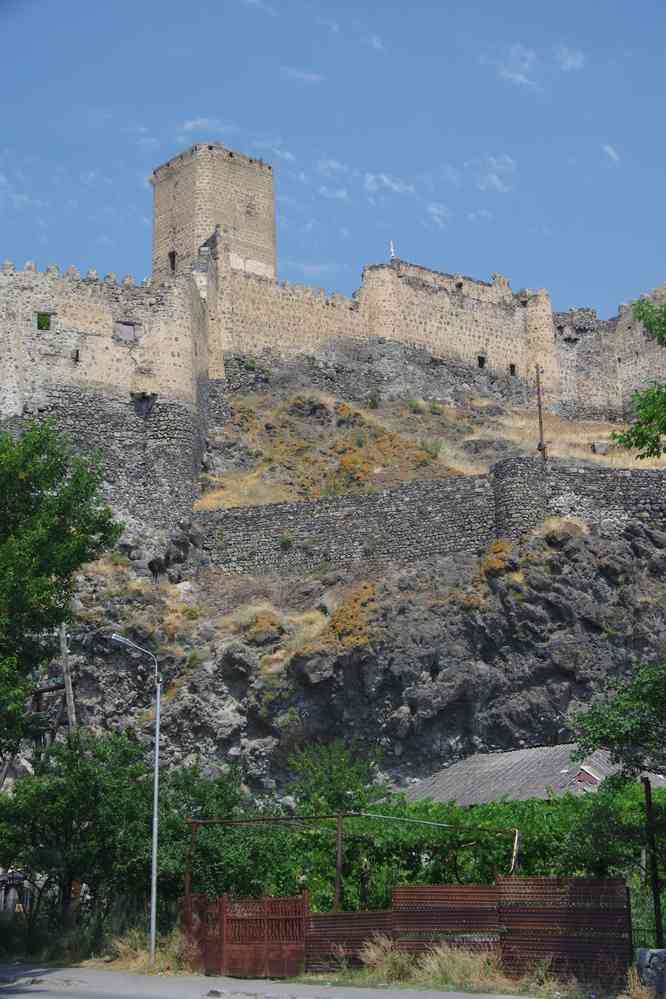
150,143,276,281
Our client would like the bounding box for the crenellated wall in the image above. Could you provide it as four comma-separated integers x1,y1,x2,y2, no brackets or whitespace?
0,261,207,533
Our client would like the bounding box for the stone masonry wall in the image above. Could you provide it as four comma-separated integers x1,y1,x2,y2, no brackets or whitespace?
194,458,666,575
151,144,275,282
195,475,496,574
0,262,206,533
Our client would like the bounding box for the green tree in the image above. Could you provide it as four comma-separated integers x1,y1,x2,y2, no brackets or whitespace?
614,299,666,457
0,421,120,754
286,739,389,814
574,659,666,774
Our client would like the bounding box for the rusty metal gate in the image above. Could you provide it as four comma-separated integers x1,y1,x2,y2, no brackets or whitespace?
202,893,307,978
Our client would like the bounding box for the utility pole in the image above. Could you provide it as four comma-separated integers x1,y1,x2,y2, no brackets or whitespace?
535,364,547,463
60,622,77,729
642,776,664,948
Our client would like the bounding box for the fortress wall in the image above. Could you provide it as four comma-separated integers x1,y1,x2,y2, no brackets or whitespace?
195,457,666,576
195,475,495,574
216,268,368,365
0,265,207,533
361,263,558,392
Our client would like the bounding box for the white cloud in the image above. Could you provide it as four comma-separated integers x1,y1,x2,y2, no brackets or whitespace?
182,117,237,135
467,154,517,193
364,172,414,194
602,143,620,163
555,46,585,71
253,138,296,162
340,226,351,239
417,163,461,191
317,158,351,177
317,17,340,33
242,0,276,15
467,208,493,223
496,43,538,88
318,185,349,201
367,34,384,51
426,203,451,229
289,169,310,184
282,66,324,84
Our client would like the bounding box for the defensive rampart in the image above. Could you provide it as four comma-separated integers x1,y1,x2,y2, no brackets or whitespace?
195,457,666,575
0,262,208,533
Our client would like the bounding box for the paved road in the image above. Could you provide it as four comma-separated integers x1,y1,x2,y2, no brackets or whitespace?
0,964,532,999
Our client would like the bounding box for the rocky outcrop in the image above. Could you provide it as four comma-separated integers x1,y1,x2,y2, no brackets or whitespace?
62,513,666,789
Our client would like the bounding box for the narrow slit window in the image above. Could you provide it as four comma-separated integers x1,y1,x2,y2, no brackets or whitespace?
477,355,486,369
36,312,52,331
168,251,177,274
509,363,516,376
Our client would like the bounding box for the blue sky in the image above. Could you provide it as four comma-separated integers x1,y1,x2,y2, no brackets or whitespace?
2,0,665,316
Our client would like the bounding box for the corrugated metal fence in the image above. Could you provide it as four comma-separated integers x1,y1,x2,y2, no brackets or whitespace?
182,876,632,984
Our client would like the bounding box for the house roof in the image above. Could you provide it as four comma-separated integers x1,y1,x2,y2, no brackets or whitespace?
402,744,666,807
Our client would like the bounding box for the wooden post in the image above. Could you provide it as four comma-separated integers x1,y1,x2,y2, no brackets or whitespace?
60,622,77,730
334,815,344,912
221,893,228,977
535,365,547,463
642,776,664,947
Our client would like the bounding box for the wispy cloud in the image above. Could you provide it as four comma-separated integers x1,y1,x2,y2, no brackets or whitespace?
253,137,296,162
241,0,276,15
282,66,324,84
339,226,351,239
467,208,493,223
555,46,585,72
495,43,538,88
426,203,451,229
467,154,517,193
367,34,385,51
316,158,352,177
418,163,461,191
182,117,237,135
318,185,349,201
602,143,620,163
364,172,414,194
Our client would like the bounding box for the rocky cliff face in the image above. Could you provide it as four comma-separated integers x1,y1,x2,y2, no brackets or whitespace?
24,343,666,790
62,512,666,790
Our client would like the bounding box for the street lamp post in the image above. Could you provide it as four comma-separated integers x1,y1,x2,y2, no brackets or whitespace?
111,633,161,963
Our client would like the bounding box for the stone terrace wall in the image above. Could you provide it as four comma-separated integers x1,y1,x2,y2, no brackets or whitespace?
195,475,495,574
195,458,666,575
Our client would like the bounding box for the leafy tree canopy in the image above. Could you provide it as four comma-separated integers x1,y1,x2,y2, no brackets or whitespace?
0,421,120,753
614,299,666,457
574,660,666,775
286,739,389,814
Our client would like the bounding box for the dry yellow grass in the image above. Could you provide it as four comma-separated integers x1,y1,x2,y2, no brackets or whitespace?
304,934,591,998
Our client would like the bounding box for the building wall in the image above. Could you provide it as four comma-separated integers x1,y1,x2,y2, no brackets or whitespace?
0,262,206,533
151,144,276,282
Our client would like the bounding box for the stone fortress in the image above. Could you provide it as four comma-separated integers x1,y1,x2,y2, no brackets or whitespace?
2,140,666,562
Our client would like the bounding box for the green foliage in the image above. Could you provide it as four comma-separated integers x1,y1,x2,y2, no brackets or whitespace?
420,438,442,459
278,532,293,550
407,398,426,414
634,297,666,346
613,384,666,458
613,299,666,457
286,739,387,814
574,659,666,774
0,658,32,757
36,313,51,331
0,422,120,752
367,391,381,410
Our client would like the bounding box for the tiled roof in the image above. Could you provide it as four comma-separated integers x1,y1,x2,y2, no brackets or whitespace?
402,744,666,806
